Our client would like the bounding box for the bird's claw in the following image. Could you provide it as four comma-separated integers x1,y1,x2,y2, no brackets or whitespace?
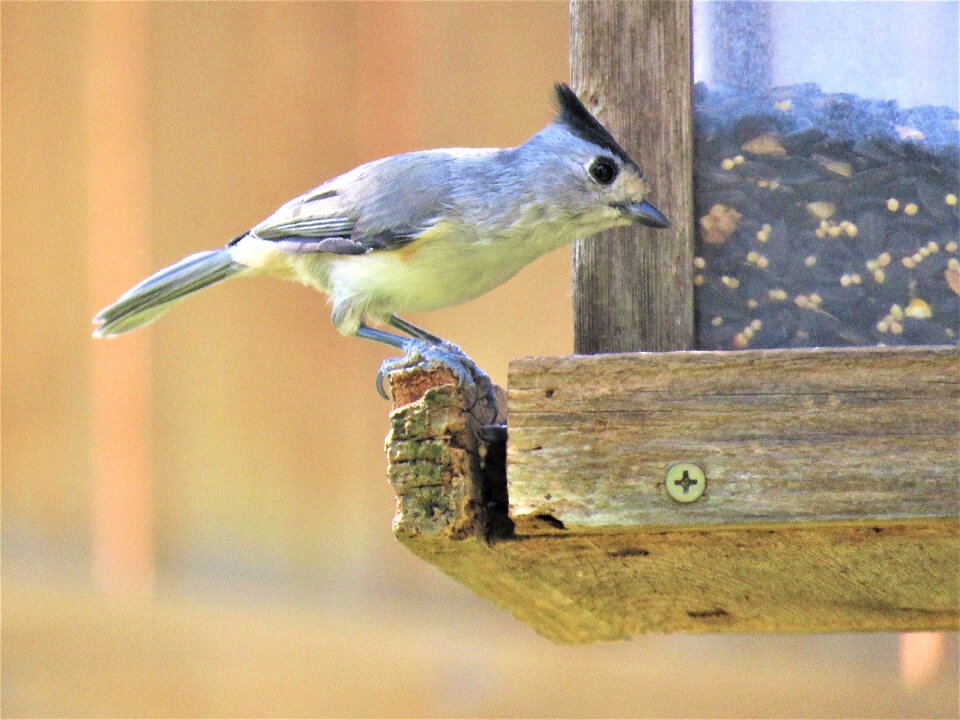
376,338,467,399
376,366,391,400
377,339,499,422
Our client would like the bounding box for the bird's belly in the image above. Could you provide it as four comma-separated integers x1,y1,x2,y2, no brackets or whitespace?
329,243,505,312
327,228,556,315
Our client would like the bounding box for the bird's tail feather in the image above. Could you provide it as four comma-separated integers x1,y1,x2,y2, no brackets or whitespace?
92,249,243,337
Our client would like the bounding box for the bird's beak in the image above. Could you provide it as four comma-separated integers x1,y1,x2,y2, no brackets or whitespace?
624,199,670,229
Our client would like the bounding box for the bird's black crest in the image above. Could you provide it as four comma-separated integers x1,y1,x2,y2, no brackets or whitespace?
553,83,637,169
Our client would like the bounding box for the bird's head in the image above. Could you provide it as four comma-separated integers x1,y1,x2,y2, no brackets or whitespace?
520,83,670,234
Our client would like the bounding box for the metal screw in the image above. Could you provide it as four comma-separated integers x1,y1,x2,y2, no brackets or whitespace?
665,463,706,503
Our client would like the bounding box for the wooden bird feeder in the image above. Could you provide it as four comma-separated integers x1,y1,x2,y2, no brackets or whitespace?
385,1,960,643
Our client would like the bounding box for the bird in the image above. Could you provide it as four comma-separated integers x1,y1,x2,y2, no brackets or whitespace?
93,83,669,398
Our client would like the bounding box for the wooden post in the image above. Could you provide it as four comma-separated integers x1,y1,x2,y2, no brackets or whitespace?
571,0,696,353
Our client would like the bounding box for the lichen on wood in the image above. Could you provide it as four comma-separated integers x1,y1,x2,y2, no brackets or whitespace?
385,361,510,543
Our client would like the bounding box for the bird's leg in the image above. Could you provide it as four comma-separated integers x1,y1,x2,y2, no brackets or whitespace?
355,324,408,350
387,315,445,345
357,322,499,422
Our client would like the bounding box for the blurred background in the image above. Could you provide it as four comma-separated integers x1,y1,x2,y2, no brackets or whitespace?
2,2,957,717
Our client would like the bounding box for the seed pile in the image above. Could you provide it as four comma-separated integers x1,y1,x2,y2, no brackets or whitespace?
693,83,960,349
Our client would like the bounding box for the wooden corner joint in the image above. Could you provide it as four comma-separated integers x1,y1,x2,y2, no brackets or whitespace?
384,362,512,544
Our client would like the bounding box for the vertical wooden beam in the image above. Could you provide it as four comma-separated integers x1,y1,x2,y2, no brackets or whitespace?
571,0,695,353
86,3,155,597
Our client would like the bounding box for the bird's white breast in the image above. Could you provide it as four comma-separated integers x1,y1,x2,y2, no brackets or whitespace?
323,217,579,318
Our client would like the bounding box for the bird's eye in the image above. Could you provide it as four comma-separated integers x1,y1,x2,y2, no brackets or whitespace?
588,156,618,185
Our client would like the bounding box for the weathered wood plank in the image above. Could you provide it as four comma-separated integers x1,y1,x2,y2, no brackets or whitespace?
386,345,959,641
570,0,696,353
508,346,960,527
402,518,959,643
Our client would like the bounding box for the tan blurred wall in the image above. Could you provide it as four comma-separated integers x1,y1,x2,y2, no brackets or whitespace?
4,1,91,548
3,1,573,593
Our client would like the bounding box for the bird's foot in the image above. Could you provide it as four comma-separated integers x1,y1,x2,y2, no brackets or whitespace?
377,339,499,423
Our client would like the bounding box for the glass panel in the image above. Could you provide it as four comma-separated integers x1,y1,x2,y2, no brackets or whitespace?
692,0,959,349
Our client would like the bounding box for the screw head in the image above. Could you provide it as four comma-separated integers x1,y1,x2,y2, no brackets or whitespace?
665,463,706,503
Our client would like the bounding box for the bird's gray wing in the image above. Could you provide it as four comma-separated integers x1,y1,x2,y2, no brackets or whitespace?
246,185,424,255
243,150,468,255
266,228,421,255
249,188,366,253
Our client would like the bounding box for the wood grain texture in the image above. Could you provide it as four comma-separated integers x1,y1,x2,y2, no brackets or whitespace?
570,0,695,353
508,345,960,527
401,518,959,642
387,345,958,641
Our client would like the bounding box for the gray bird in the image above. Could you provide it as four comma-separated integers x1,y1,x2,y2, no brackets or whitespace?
93,84,669,395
